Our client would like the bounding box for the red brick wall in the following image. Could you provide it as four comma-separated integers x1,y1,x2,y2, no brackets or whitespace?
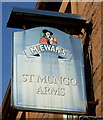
76,2,103,117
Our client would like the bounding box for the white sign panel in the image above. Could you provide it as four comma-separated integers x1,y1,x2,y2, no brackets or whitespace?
12,27,87,113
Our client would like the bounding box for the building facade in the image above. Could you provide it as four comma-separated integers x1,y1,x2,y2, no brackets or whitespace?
2,1,103,120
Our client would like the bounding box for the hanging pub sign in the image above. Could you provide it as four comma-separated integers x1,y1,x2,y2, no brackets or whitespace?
12,27,87,114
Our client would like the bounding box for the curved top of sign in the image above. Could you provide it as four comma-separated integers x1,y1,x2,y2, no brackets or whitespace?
14,26,83,62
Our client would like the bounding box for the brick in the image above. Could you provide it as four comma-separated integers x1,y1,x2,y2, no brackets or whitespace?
96,104,102,117
92,22,102,37
102,109,103,117
92,23,102,37
92,2,99,11
48,113,54,118
77,2,87,14
92,40,102,71
94,89,102,117
91,24,102,55
42,113,49,118
101,2,103,18
93,78,102,94
93,65,102,88
92,40,101,52
37,113,44,118
83,2,93,16
92,40,101,53
94,81,102,100
92,40,102,55
27,112,33,118
91,25,102,49
31,112,40,118
54,114,63,118
92,54,102,72
86,2,99,22
82,2,88,15
92,58,102,73
92,41,102,54
92,3,102,28
92,18,102,36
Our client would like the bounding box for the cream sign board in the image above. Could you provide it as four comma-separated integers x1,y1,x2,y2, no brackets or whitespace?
12,27,87,113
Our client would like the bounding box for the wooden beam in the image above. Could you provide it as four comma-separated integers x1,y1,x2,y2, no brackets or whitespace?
71,2,78,14
59,1,69,13
16,112,23,119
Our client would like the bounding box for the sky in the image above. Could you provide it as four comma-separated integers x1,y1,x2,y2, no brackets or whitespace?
1,1,37,106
